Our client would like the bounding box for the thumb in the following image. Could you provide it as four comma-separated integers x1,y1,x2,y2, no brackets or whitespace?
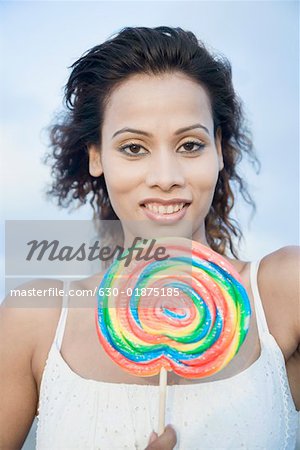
146,425,177,449
148,431,158,444
159,425,177,446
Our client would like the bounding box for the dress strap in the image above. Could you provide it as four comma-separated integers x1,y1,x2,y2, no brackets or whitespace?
54,279,70,351
249,259,270,336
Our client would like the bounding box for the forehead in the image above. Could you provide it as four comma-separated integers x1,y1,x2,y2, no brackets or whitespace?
102,72,213,134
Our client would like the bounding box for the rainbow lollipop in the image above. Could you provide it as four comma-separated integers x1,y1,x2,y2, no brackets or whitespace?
95,237,251,379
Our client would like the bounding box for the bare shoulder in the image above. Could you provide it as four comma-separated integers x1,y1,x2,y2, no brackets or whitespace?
2,278,65,312
1,272,105,345
257,246,300,358
1,278,64,313
1,278,65,354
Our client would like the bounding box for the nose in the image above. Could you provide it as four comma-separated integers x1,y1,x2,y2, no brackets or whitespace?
145,149,186,191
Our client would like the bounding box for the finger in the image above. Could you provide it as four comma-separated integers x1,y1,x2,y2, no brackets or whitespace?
148,431,158,444
145,425,177,450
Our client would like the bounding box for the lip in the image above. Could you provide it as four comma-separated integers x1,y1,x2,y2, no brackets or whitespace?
139,198,192,206
140,203,190,224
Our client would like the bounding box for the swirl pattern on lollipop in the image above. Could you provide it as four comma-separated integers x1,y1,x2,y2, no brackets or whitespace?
95,237,251,378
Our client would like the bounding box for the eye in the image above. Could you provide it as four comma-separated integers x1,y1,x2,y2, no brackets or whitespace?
117,140,205,157
117,143,148,157
178,140,206,154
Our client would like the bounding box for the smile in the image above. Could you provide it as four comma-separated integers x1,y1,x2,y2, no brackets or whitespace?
140,202,190,223
144,202,185,214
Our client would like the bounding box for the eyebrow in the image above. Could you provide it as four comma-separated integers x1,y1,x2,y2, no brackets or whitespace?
111,123,210,139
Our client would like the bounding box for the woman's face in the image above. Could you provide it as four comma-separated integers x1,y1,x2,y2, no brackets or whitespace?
89,72,223,246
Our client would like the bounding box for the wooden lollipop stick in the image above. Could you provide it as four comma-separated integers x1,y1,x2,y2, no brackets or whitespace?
158,367,167,436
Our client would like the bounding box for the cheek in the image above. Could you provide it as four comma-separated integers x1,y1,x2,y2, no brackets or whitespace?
190,154,219,191
102,157,138,200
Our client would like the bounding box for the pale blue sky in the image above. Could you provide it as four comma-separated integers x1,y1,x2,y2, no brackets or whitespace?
0,1,299,268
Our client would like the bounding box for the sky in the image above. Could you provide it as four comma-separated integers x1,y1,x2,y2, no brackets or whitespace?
0,0,299,294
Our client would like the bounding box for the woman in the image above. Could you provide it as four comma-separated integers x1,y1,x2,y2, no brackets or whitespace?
1,26,299,450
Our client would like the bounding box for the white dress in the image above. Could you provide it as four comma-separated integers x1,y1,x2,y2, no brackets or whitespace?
36,260,299,449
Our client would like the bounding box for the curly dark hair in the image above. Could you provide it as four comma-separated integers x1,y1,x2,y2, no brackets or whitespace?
45,26,260,258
